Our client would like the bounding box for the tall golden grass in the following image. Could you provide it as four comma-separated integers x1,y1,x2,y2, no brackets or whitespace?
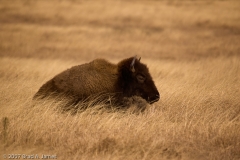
0,56,239,160
1,0,240,159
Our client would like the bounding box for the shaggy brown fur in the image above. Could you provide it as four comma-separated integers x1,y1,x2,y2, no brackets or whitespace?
33,56,160,107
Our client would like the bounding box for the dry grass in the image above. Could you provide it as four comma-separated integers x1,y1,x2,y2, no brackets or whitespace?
0,0,240,160
1,56,239,160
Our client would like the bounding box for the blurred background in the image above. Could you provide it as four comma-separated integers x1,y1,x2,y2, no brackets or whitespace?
0,0,239,62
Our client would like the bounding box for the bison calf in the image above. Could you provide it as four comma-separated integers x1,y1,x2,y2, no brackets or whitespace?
33,56,160,108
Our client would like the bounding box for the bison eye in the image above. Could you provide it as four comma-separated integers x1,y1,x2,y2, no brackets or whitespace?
137,74,146,83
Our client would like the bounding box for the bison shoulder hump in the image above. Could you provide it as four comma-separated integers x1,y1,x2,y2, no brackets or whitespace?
52,59,118,95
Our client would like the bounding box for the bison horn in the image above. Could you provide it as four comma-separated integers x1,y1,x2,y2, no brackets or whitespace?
130,55,137,72
139,57,141,62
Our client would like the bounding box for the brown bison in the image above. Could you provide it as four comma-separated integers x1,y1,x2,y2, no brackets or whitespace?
33,56,160,107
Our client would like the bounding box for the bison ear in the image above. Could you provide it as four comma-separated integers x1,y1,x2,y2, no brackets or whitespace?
130,56,137,72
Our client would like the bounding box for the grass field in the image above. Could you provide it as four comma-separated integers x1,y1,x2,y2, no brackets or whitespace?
0,1,240,160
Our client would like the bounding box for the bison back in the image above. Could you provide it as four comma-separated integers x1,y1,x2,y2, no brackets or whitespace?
34,59,119,101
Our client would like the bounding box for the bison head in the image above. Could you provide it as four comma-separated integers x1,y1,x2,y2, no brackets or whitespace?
117,56,160,104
